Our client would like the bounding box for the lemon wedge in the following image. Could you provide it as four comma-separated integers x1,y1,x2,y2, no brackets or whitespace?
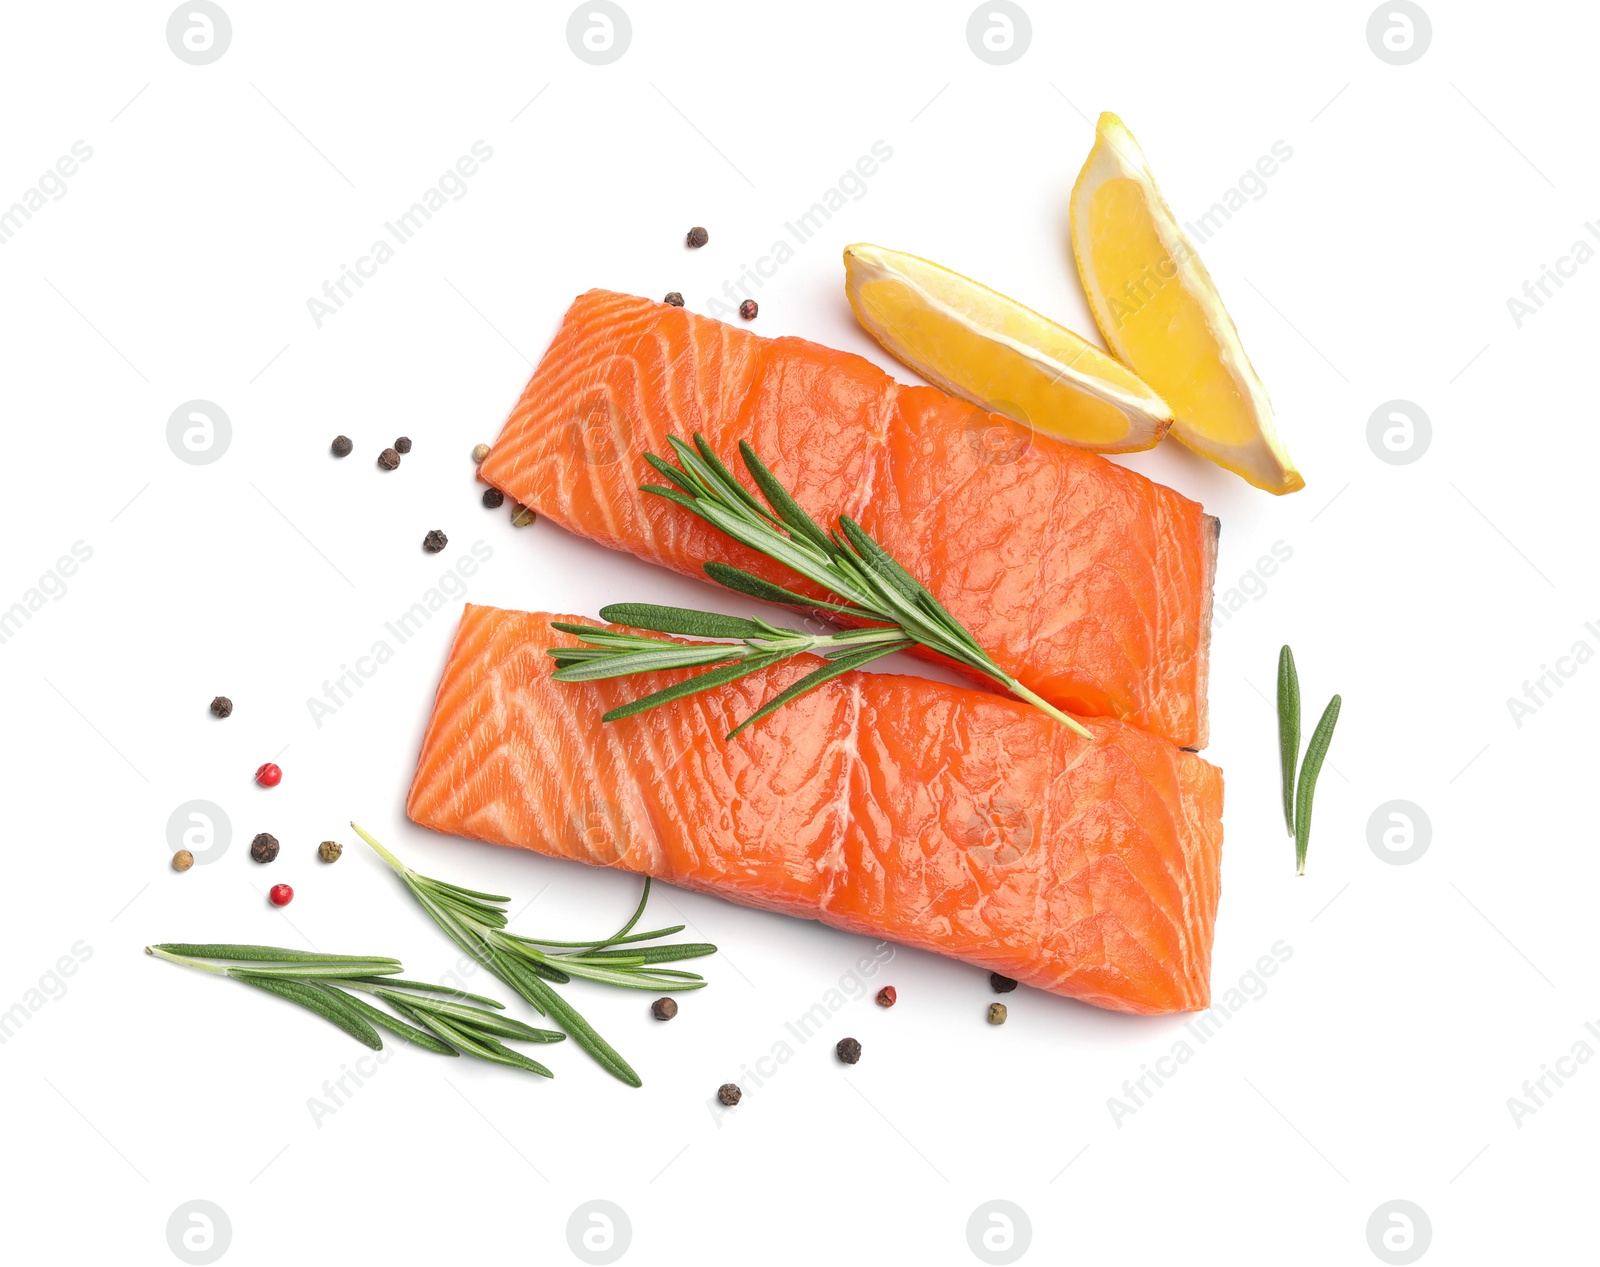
844,242,1173,454
1070,113,1303,493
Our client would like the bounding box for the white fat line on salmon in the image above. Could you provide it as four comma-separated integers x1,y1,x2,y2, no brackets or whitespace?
305,541,493,728
305,1047,398,1128
1211,539,1292,625
0,540,93,650
1505,223,1600,328
1505,1020,1600,1128
703,141,894,321
1505,624,1600,728
0,941,93,1047
708,942,895,1128
303,141,494,329
1105,940,1293,1128
0,141,94,247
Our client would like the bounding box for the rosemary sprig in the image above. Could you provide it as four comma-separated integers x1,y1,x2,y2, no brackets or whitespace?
353,823,715,1088
146,943,563,1075
546,434,1092,741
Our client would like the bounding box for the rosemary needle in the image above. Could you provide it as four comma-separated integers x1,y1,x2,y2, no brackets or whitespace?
1277,645,1300,836
546,434,1093,741
1294,694,1341,876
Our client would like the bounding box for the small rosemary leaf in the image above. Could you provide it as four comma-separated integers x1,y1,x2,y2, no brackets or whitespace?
1294,694,1341,876
345,977,506,1008
392,1000,554,1075
726,642,909,739
703,561,870,616
599,653,788,723
821,637,913,661
233,974,383,1049
522,973,642,1087
1277,645,1301,837
226,962,404,979
691,433,779,523
552,643,741,682
598,604,773,640
738,440,834,552
422,877,513,904
423,888,508,929
495,938,572,985
152,944,399,965
512,925,687,948
323,986,458,1055
642,452,698,496
574,943,718,964
550,626,688,650
593,877,653,951
468,1034,558,1078
836,516,923,602
373,990,560,1043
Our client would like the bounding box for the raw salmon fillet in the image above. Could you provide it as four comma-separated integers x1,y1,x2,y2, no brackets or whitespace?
479,290,1219,749
407,606,1225,1014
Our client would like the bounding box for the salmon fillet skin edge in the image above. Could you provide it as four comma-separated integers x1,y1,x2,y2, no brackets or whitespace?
478,290,1219,750
406,606,1226,1015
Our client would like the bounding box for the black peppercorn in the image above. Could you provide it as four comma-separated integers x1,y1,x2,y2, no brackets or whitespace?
378,447,401,470
664,292,685,307
651,997,678,1021
836,1037,862,1064
739,299,758,320
250,832,280,863
331,435,353,457
482,488,505,509
686,226,709,248
717,1082,742,1106
209,695,233,718
423,529,448,553
990,973,1018,993
394,436,413,454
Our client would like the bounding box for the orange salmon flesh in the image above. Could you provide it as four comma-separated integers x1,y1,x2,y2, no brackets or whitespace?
479,290,1219,749
407,607,1225,1015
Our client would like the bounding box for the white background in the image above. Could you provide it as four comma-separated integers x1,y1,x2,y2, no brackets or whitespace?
1,2,1593,1263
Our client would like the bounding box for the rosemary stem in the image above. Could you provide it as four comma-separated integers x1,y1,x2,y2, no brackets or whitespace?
145,946,229,975
1005,680,1094,740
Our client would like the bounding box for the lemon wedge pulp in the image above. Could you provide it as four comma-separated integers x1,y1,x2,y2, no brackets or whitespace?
844,243,1174,454
1070,113,1303,493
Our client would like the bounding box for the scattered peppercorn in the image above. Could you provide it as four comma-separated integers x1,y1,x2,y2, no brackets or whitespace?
686,226,709,248
739,299,758,321
318,840,343,863
255,762,282,788
331,435,353,457
651,997,678,1021
987,1002,1008,1025
394,436,413,454
378,447,401,470
471,443,491,463
511,504,537,527
269,884,294,907
664,292,685,307
876,986,897,1008
209,695,233,718
836,1037,862,1064
172,850,194,872
250,833,280,863
423,529,449,553
990,973,1018,993
482,488,505,509
717,1082,742,1106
